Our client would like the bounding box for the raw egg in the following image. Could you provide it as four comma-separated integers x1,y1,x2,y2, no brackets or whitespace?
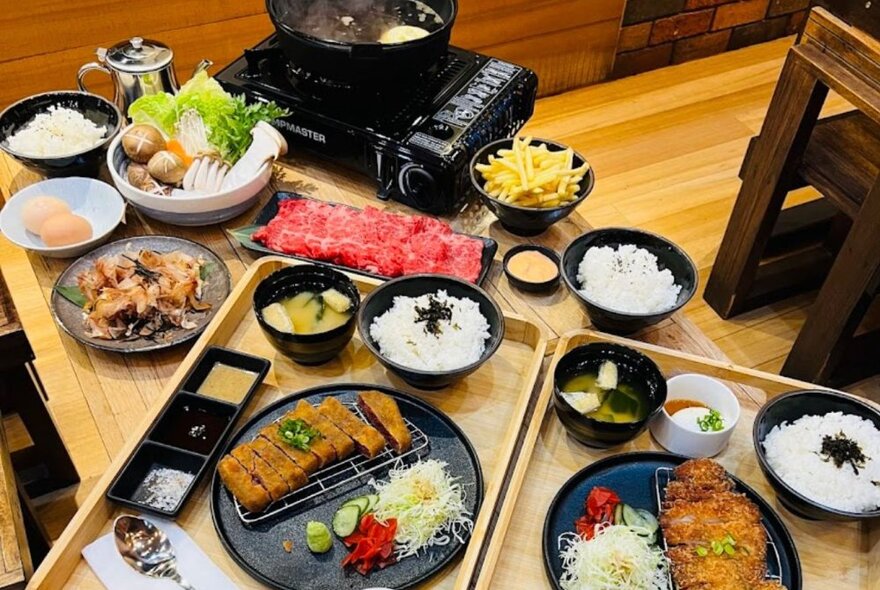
39,213,92,247
21,195,70,234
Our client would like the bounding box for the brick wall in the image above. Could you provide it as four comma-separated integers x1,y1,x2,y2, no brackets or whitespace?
612,0,809,78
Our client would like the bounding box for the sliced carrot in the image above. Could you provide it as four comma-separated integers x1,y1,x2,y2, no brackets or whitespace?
166,139,193,167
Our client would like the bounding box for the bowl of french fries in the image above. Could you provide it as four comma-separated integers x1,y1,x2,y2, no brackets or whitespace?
470,136,594,236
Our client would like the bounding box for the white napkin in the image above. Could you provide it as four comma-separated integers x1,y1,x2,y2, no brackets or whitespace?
82,516,237,590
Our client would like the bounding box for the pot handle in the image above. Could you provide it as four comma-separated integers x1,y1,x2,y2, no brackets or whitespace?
77,62,118,104
192,59,213,78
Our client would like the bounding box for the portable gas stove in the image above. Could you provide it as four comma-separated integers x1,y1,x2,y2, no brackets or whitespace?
216,36,537,214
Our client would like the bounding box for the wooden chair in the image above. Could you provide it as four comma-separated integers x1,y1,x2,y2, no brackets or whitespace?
705,7,880,386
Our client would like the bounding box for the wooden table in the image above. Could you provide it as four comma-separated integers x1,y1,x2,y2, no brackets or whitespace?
0,149,730,588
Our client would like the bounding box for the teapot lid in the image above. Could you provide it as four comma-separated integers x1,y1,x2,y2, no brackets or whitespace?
100,37,173,73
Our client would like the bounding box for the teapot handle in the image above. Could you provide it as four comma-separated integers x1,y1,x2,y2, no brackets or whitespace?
77,62,118,104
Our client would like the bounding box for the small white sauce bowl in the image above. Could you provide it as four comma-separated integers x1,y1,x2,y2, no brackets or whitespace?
649,373,740,458
0,177,125,258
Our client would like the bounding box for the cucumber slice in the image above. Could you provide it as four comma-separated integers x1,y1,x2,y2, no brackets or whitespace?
622,504,659,536
365,494,380,513
332,505,361,537
635,508,659,535
341,496,371,515
613,502,624,525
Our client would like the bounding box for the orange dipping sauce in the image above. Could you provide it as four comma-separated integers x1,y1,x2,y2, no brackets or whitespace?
665,398,708,415
507,250,558,284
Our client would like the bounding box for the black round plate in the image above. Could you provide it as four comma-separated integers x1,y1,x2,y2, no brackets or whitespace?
542,452,802,590
50,236,231,353
211,383,484,590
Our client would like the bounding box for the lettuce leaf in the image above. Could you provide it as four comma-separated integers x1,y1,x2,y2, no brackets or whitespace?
126,72,288,163
128,92,178,135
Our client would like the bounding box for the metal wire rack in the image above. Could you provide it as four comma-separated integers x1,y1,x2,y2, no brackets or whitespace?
234,402,430,524
653,466,783,586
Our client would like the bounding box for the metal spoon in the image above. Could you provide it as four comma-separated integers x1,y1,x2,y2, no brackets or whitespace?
113,515,196,590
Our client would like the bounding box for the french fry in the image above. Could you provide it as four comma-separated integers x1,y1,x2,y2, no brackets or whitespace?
476,137,590,209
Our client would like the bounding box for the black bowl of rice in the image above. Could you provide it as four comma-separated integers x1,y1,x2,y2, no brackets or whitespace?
0,91,122,177
560,228,697,335
754,390,880,521
357,274,505,390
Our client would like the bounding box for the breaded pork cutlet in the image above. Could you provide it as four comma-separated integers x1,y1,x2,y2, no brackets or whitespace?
661,459,786,590
258,426,320,475
357,390,412,453
318,396,386,458
217,454,272,513
231,445,291,503
291,400,356,459
279,409,337,467
249,435,308,492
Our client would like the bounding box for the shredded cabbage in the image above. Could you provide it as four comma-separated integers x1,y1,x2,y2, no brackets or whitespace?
128,72,287,163
371,459,473,559
558,525,670,590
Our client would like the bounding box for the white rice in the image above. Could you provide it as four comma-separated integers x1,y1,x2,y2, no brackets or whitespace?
577,244,681,314
6,106,106,157
762,412,880,512
369,290,490,371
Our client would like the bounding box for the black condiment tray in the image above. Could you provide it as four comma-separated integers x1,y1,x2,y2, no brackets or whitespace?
228,192,498,286
106,346,271,518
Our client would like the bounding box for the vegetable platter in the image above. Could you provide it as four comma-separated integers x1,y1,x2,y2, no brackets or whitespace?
29,256,548,589
473,330,880,590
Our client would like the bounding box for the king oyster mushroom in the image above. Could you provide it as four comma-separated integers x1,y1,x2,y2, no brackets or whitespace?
182,156,230,193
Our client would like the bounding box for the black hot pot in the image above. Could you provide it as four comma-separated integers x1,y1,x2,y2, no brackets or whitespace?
266,0,457,87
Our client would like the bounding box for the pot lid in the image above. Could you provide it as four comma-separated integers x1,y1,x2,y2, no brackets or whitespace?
99,37,173,73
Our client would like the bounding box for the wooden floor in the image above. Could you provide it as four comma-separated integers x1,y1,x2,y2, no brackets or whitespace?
521,36,874,395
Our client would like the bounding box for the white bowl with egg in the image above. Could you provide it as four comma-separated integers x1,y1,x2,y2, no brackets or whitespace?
649,373,740,458
0,177,125,258
106,123,277,227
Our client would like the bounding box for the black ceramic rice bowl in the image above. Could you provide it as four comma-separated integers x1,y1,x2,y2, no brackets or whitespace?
253,265,361,365
357,274,504,390
0,91,121,177
560,227,697,335
753,389,880,521
552,343,666,448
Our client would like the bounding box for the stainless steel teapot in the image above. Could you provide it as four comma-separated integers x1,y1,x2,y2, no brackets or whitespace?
77,37,211,115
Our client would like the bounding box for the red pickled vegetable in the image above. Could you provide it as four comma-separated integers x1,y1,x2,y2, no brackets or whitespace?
574,486,621,540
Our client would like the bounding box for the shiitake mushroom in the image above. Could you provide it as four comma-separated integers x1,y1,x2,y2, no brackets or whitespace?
122,125,166,164
147,150,187,185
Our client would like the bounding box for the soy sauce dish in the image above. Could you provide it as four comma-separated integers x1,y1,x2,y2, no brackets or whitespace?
649,373,740,458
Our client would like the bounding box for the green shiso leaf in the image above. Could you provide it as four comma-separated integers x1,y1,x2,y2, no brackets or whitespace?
54,285,87,308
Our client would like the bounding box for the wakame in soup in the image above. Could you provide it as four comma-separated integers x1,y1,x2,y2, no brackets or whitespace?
562,373,650,423
261,288,353,335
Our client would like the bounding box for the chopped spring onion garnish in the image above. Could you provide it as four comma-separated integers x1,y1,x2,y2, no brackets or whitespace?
558,524,670,590
697,408,724,432
371,459,473,559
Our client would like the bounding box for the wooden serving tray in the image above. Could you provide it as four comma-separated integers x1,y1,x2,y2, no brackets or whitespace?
30,256,548,589
473,330,880,590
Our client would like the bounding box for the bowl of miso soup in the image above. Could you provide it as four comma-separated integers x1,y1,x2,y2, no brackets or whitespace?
552,342,666,448
253,264,360,365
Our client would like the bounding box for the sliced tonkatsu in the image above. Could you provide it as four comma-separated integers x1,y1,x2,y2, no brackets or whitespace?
291,399,356,459
258,425,320,474
278,409,337,467
249,435,308,491
318,396,386,458
217,454,272,513
231,445,291,503
357,390,412,453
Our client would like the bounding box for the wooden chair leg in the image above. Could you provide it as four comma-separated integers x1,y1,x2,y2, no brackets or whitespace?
705,48,829,318
782,176,880,383
2,365,78,496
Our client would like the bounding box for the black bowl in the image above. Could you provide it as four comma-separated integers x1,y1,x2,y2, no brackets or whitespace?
503,244,561,294
253,265,361,365
358,274,505,390
560,227,698,335
753,389,880,521
470,137,595,236
0,91,122,178
552,343,666,448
